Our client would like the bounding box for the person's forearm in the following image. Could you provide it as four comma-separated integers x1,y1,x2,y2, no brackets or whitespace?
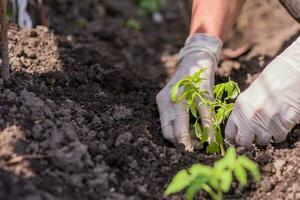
190,0,245,40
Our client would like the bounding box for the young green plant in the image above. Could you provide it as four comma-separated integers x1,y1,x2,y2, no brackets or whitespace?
171,68,240,155
164,147,260,200
137,0,166,14
126,18,141,31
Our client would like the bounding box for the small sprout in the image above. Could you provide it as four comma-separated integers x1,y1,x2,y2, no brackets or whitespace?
74,17,87,30
170,68,240,155
7,1,14,22
137,0,166,14
165,147,260,200
126,18,141,31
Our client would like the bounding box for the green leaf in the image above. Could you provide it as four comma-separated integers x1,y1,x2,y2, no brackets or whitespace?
138,0,166,14
216,108,225,124
190,164,213,177
207,142,220,154
200,127,208,143
185,177,206,200
213,84,222,94
231,89,239,99
214,83,225,99
176,89,191,103
192,68,207,82
225,147,236,163
214,148,234,174
215,127,223,145
126,18,141,31
185,164,214,200
171,83,180,102
220,171,233,192
74,17,88,30
234,165,247,187
186,89,194,105
199,67,207,74
214,160,228,177
190,92,198,104
190,103,198,118
225,82,233,99
194,121,201,139
164,170,192,196
238,156,261,182
225,103,234,117
215,79,240,101
221,147,236,170
230,81,240,99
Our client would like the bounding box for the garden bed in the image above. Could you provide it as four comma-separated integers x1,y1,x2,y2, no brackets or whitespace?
0,0,299,199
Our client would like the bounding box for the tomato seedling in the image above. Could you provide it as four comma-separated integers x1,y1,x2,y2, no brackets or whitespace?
170,68,240,155
164,147,260,200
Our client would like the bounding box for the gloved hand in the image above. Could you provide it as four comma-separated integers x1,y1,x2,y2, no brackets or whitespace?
156,34,222,151
225,36,300,148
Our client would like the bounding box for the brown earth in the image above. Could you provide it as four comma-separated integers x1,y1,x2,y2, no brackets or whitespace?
0,0,299,200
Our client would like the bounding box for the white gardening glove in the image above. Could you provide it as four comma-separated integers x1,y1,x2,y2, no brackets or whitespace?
17,0,33,28
225,36,300,148
156,34,222,151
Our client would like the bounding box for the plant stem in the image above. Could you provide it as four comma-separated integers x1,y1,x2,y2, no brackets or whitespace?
0,0,10,80
208,108,214,141
220,143,225,156
202,184,221,200
217,186,223,200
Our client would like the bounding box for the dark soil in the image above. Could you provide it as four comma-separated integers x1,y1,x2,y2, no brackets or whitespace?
0,0,299,200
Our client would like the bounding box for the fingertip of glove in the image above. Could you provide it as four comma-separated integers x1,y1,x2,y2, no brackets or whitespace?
235,132,254,149
225,118,237,142
255,129,272,146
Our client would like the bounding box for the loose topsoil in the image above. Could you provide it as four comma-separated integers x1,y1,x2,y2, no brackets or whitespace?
0,0,300,200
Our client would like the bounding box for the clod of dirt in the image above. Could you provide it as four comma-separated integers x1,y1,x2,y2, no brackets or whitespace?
29,30,39,38
0,78,3,88
88,172,109,188
103,0,137,18
18,89,50,122
52,140,93,172
91,115,101,125
115,132,133,147
0,125,26,156
0,171,55,200
111,105,133,121
20,89,45,108
3,89,17,101
293,128,300,137
50,123,93,172
104,193,129,200
273,159,286,172
32,123,45,141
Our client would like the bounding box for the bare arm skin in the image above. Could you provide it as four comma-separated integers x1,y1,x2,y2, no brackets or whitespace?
190,0,246,40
